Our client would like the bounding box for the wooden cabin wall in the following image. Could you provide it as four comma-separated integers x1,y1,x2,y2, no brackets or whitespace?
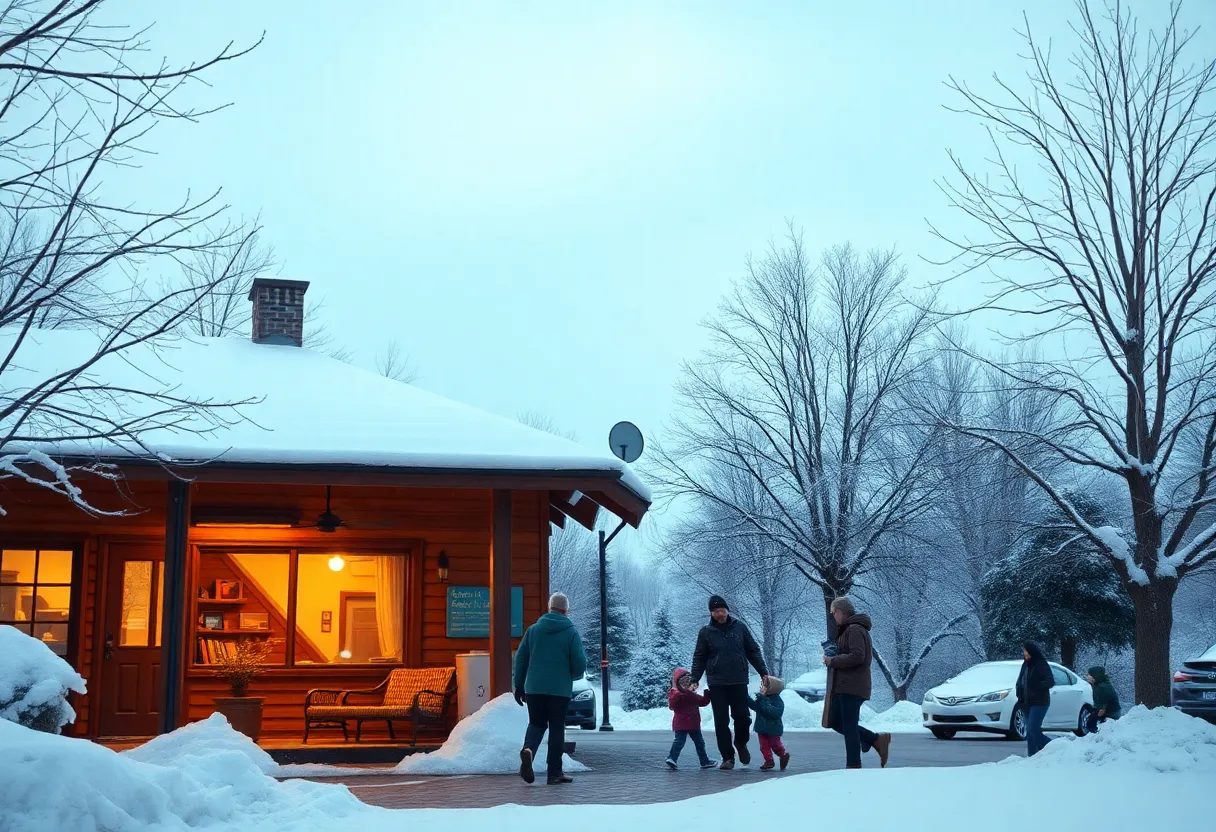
1,476,552,739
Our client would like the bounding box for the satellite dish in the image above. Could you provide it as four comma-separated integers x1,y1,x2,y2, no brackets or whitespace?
608,421,644,463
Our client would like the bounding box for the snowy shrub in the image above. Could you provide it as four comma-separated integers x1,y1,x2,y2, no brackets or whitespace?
0,625,87,733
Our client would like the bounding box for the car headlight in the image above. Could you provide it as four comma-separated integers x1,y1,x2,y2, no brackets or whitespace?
573,690,594,702
924,692,937,703
977,689,1011,703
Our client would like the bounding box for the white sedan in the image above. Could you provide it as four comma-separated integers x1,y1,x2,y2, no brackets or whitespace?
922,660,1095,740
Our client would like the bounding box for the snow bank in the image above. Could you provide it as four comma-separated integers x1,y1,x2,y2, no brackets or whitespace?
0,625,87,733
608,690,926,733
395,693,588,774
122,712,278,773
0,717,383,832
1019,706,1216,773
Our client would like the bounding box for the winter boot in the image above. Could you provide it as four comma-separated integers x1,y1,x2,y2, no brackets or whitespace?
735,741,751,765
519,748,535,784
873,733,892,768
759,760,775,772
547,773,573,785
719,757,735,771
779,752,791,771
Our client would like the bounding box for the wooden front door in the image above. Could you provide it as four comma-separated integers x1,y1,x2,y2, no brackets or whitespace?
99,544,164,737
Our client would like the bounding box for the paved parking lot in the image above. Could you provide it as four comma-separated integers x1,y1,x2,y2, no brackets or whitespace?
304,730,1025,810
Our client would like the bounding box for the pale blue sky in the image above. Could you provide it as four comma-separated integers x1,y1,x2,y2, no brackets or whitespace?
115,1,1203,525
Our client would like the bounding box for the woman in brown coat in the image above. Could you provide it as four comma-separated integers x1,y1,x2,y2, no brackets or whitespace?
822,596,891,769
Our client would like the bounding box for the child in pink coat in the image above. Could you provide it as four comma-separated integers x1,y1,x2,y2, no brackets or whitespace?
666,667,716,770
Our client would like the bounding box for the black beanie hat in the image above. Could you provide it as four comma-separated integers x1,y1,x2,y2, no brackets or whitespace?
708,595,728,612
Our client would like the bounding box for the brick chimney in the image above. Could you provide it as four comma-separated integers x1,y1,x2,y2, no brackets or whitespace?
248,278,309,346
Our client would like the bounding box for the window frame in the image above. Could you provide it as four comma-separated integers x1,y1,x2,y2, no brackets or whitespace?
0,543,84,668
190,545,414,669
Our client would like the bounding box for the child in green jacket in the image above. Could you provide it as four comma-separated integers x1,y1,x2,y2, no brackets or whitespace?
1085,666,1121,733
748,676,790,771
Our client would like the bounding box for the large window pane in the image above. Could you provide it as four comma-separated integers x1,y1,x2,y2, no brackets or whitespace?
196,552,288,666
37,550,73,584
119,560,153,647
33,623,69,656
293,554,404,665
32,586,71,621
1,550,36,583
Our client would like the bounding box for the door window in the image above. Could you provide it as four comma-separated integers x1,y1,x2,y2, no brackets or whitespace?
1051,667,1071,687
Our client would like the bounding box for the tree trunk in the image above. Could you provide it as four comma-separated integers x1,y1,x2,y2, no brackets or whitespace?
761,603,777,676
893,684,908,703
1060,637,1077,671
1126,580,1176,706
823,590,838,641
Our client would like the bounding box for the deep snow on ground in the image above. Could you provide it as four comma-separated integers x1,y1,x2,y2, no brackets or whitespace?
604,688,927,733
0,716,384,832
0,625,87,732
1015,705,1216,772
2,706,1213,832
395,693,587,774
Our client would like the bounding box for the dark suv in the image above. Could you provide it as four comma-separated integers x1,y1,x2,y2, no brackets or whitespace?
1172,643,1216,724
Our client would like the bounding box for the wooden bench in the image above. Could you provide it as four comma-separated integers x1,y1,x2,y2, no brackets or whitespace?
304,667,456,744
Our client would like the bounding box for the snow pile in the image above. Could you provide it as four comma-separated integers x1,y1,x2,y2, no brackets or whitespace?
0,718,383,832
1021,706,1216,773
395,693,588,775
123,712,278,773
0,625,87,733
608,689,926,733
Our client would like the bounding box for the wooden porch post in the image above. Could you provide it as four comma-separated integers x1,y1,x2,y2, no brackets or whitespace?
160,480,190,733
490,489,512,696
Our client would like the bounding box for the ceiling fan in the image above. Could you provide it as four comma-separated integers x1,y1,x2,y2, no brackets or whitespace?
297,485,397,532
301,485,346,533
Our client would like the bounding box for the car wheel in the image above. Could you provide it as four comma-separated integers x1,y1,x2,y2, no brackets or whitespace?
929,727,956,740
1006,707,1027,741
581,722,596,731
1075,705,1094,737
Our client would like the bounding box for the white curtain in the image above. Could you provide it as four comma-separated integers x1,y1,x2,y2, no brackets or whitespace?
374,557,405,660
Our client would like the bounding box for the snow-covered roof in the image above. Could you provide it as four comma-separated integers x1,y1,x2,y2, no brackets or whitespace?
4,329,650,506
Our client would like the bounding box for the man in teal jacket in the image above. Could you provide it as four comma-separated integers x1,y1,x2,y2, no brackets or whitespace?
514,592,587,785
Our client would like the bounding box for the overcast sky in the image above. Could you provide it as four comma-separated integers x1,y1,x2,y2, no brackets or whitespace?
116,0,1209,545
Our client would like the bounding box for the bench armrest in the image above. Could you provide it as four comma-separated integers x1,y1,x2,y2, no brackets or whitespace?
304,689,347,707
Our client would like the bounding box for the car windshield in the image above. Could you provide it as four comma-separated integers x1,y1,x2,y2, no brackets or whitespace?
941,663,1018,691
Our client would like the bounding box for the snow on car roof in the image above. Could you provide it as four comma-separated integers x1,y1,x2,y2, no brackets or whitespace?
1197,643,1216,661
3,329,650,501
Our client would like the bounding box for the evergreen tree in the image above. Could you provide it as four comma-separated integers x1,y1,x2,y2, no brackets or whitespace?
982,494,1135,669
578,564,636,683
621,608,687,711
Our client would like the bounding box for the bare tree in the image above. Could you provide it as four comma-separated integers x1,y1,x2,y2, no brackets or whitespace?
616,553,665,643
665,462,814,676
374,339,419,383
654,227,941,637
935,0,1216,704
0,1,262,514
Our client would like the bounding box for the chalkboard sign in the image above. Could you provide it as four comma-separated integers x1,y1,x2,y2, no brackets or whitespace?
446,586,524,638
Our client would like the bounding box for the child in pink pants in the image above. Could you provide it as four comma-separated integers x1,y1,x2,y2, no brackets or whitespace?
748,676,790,771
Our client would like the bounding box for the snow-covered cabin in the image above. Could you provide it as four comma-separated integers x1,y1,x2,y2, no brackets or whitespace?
0,278,648,752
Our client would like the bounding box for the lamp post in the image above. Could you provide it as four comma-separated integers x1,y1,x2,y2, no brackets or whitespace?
597,519,626,732
597,421,644,732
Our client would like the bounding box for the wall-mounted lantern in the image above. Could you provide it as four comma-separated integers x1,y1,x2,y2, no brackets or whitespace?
437,550,450,583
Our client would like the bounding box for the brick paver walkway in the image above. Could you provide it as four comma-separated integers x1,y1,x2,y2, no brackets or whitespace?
300,731,1024,810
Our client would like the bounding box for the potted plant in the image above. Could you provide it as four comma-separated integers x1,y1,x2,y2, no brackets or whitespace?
212,638,273,741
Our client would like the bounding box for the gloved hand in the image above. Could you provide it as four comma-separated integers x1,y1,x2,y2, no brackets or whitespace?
514,689,526,706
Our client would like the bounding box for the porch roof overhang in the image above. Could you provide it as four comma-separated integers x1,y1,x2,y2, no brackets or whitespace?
103,459,649,528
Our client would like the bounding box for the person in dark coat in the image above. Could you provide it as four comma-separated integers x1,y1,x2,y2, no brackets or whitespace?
514,592,587,785
1015,641,1055,756
690,595,770,770
822,596,891,769
1085,666,1121,733
665,668,715,770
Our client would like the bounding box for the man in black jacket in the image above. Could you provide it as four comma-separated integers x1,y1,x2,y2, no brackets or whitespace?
1016,641,1055,756
690,595,769,770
